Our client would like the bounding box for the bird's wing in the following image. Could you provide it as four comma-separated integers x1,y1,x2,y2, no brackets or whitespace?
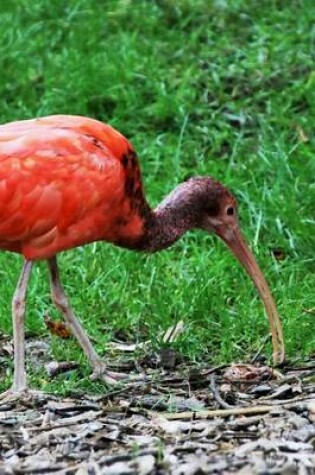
0,116,144,257
0,114,132,163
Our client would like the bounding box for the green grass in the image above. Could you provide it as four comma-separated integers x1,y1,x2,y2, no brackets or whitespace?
0,0,314,393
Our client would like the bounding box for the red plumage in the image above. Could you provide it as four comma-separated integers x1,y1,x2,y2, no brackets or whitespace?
0,114,284,398
0,115,147,259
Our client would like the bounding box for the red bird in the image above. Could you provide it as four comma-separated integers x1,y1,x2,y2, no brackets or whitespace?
0,115,284,396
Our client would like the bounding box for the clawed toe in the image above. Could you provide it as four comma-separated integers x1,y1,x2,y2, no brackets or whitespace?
0,388,46,406
90,362,128,384
90,360,141,384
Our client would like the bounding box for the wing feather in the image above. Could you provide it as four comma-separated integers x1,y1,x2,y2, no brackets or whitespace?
0,115,138,258
0,116,146,259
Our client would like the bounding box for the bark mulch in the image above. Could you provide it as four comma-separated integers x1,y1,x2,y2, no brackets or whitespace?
0,338,314,474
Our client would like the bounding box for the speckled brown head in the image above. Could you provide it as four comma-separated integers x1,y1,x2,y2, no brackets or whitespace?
134,176,284,365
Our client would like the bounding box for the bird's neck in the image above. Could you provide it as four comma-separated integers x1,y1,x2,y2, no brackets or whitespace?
126,186,198,252
134,209,188,252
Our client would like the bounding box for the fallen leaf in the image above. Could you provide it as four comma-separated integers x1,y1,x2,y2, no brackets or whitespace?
296,125,308,142
223,364,273,382
308,400,315,423
134,454,156,475
162,320,185,343
44,315,71,339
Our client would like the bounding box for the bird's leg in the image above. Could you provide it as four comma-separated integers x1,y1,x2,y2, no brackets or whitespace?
1,259,51,403
11,260,33,393
47,256,126,384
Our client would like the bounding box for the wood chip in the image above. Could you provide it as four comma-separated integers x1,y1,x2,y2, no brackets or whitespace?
1,341,314,475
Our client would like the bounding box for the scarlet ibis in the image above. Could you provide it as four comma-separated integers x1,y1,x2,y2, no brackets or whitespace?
0,115,284,395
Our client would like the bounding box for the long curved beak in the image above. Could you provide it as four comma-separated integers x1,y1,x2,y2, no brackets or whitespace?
216,226,285,365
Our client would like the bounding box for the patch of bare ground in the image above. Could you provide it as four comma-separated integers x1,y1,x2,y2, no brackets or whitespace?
0,341,315,474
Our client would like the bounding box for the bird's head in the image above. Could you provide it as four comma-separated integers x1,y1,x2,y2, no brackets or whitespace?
191,177,238,237
160,177,284,364
161,176,239,236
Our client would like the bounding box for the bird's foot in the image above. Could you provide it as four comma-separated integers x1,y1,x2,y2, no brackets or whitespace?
90,360,129,384
0,387,48,406
89,359,148,385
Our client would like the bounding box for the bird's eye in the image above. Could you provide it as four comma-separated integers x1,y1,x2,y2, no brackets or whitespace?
226,206,234,216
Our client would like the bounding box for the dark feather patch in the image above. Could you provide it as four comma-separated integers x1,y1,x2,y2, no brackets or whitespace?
121,149,150,219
